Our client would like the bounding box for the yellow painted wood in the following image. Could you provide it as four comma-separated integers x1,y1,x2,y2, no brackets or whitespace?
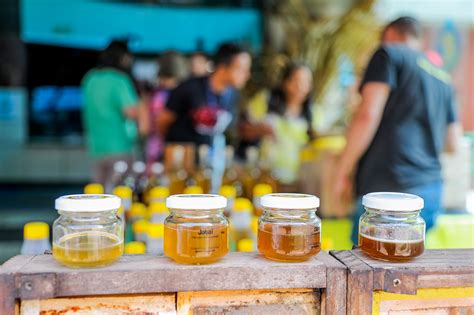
372,287,474,315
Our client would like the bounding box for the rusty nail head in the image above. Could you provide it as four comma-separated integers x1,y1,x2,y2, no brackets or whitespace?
393,278,401,287
24,281,33,291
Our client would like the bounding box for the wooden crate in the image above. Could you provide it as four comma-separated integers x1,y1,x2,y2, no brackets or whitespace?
0,251,346,315
331,249,474,315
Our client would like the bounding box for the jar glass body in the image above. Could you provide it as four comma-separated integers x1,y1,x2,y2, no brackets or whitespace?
164,208,229,264
359,207,425,261
52,210,123,268
258,208,321,262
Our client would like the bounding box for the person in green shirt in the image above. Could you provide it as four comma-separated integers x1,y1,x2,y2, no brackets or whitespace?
82,40,142,188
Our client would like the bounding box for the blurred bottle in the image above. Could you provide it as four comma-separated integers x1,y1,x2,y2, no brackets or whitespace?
21,222,51,255
241,146,261,199
168,146,188,195
113,186,133,213
132,219,149,243
146,223,164,255
194,144,212,193
109,161,129,193
149,202,169,224
184,185,204,194
253,183,273,216
149,186,170,204
124,241,146,255
230,198,253,246
128,202,147,223
144,162,169,204
84,183,104,194
131,161,147,202
222,146,243,196
237,238,255,252
220,185,237,217
258,159,279,193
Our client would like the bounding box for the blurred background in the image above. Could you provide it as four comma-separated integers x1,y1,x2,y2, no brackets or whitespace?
0,0,473,262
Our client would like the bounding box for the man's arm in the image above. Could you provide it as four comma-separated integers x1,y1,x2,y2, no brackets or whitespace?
444,122,462,154
337,82,391,177
156,108,176,137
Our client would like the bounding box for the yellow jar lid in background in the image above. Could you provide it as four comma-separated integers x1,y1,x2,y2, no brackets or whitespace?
113,186,133,199
251,217,259,234
147,223,164,238
237,238,254,252
84,183,104,194
220,185,237,198
129,203,147,218
233,198,253,213
149,186,170,199
124,241,146,254
132,219,149,234
149,202,168,214
24,222,49,240
184,186,204,194
253,184,273,198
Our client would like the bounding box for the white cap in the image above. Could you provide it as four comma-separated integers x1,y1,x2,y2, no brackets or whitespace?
113,161,128,173
151,162,164,175
56,194,121,212
362,192,424,211
166,194,227,210
260,193,319,210
132,161,146,174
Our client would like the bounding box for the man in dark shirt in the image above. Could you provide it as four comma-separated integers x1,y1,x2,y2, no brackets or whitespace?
157,43,251,146
333,17,462,244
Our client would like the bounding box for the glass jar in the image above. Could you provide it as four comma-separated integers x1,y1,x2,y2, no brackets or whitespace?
53,194,124,268
258,193,321,262
359,192,425,261
164,194,229,264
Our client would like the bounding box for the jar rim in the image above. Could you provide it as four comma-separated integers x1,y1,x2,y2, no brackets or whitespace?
166,194,227,210
55,194,121,212
362,192,424,212
260,193,319,210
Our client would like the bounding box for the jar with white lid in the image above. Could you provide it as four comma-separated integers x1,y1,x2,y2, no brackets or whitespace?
164,194,228,264
258,193,321,262
359,192,425,261
53,194,124,268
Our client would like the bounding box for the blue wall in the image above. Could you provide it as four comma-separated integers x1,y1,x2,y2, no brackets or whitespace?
21,0,262,53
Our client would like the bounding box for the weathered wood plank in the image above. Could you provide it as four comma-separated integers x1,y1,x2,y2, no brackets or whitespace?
0,256,37,315
331,250,373,315
318,251,347,315
2,252,327,299
177,289,320,315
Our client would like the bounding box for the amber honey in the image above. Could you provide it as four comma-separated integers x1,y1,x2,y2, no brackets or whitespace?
53,231,123,268
258,223,320,262
359,233,424,261
164,223,228,264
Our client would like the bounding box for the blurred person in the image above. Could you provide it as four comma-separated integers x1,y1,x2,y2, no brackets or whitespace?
238,63,315,183
146,51,189,166
332,17,462,244
190,52,209,77
157,43,251,147
82,40,147,188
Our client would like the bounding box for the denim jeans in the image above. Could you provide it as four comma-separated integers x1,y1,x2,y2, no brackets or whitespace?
350,180,443,245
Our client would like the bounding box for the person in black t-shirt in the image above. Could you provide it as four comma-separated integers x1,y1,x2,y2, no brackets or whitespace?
333,17,462,244
157,43,251,147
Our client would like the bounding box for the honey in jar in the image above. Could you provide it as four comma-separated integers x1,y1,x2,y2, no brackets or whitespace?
257,193,321,262
359,192,425,261
164,194,229,264
53,195,124,268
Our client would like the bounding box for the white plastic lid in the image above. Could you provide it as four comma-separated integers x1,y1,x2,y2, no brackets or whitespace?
260,193,319,210
132,161,146,174
362,192,424,211
113,161,128,173
55,194,121,212
166,194,227,210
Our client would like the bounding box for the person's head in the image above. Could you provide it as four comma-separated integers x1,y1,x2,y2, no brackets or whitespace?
99,40,133,72
190,52,209,77
158,51,189,89
382,16,423,49
213,43,251,89
280,63,313,104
